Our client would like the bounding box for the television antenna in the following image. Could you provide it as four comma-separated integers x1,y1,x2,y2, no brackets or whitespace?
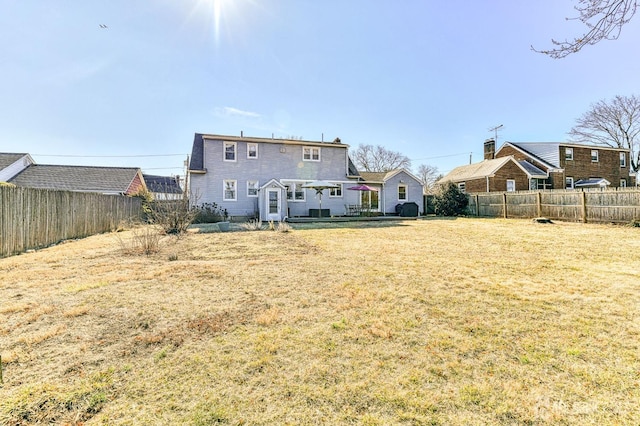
488,124,503,145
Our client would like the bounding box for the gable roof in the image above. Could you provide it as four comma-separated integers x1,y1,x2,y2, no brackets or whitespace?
358,168,423,184
439,157,513,183
500,142,561,168
9,165,144,195
439,156,547,184
0,153,28,169
188,133,351,172
143,174,183,195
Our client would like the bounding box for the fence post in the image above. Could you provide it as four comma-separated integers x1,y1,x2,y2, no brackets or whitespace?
581,191,587,223
475,194,480,216
503,193,508,219
536,191,542,217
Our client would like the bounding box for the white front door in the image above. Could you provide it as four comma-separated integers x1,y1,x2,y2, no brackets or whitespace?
266,188,281,221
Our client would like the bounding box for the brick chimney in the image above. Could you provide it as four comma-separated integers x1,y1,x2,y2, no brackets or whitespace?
484,138,495,160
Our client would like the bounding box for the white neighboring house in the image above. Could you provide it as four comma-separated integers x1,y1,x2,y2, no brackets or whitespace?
143,174,184,201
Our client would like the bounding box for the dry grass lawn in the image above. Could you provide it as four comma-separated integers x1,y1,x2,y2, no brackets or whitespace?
1,218,639,425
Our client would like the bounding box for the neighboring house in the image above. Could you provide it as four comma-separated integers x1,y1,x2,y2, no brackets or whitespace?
188,133,425,221
439,139,635,192
438,156,547,193
143,174,184,200
0,153,34,182
9,164,146,195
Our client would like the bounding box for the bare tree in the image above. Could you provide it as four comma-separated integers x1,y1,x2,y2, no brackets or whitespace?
415,164,442,194
533,0,637,59
569,94,640,171
352,144,411,172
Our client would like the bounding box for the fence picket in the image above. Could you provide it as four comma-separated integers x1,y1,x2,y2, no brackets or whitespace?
0,186,142,258
470,189,640,223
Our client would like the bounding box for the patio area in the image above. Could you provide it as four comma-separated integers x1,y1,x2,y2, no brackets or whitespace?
286,214,420,224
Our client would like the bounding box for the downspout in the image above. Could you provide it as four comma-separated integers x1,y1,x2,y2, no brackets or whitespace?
486,176,489,192
382,182,385,214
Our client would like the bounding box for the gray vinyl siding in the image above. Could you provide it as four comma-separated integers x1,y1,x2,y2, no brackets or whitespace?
190,138,359,218
380,170,424,215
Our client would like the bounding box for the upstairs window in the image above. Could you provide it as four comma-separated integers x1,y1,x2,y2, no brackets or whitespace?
247,143,258,159
591,149,599,162
303,147,321,162
224,142,237,162
398,184,408,201
329,183,343,197
620,152,626,168
223,180,237,200
565,147,573,161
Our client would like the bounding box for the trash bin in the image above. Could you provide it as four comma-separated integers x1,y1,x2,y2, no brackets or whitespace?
399,202,419,217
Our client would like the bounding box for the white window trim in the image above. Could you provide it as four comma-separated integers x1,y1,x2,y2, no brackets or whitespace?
591,149,599,163
247,143,258,159
247,180,259,197
223,179,237,201
398,184,408,201
283,181,306,202
329,183,343,198
621,178,627,187
506,179,516,192
302,146,321,162
457,182,466,193
565,147,573,161
223,142,237,162
620,152,626,168
565,177,574,189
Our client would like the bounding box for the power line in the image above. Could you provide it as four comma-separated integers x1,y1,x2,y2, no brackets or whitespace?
33,153,188,158
410,152,480,161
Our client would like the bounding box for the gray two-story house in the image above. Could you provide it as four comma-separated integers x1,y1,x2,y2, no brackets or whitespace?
188,133,425,221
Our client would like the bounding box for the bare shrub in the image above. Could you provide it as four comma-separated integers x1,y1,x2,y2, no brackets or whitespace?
192,202,228,224
118,226,161,255
277,222,292,233
240,219,264,231
148,200,198,235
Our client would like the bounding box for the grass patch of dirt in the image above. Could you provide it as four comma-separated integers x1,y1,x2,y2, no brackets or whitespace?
1,219,639,424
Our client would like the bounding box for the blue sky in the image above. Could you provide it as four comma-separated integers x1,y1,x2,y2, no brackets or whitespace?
2,0,639,177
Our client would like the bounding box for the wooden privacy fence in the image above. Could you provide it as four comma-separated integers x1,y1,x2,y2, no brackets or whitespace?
0,186,142,258
468,189,640,223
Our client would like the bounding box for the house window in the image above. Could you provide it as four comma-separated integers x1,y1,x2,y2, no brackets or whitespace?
329,183,342,197
565,177,574,189
620,152,626,168
247,180,259,197
621,178,627,187
224,142,237,162
223,180,237,200
303,147,321,162
457,182,466,193
591,149,599,162
247,143,258,159
398,184,408,201
284,182,306,201
565,147,574,161
506,179,516,192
